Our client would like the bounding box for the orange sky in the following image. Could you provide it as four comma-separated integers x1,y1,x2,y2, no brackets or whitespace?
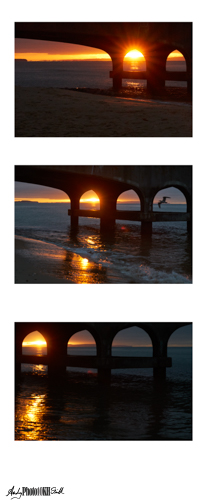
15,39,185,62
22,328,192,347
15,185,186,204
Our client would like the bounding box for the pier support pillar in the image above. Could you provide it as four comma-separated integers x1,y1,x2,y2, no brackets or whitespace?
152,336,168,381
141,221,152,235
146,53,166,95
47,338,67,378
111,56,123,91
98,367,111,384
100,197,117,232
70,198,79,228
97,330,112,384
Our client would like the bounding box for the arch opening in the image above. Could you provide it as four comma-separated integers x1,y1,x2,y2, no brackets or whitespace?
123,49,146,89
15,181,70,203
80,190,100,209
167,325,192,378
112,326,152,354
67,330,97,374
116,190,140,211
153,187,187,212
15,39,112,62
15,40,112,90
166,50,187,88
22,331,47,374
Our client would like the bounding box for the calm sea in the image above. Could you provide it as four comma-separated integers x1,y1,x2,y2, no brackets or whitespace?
15,60,187,89
15,202,192,283
15,346,192,440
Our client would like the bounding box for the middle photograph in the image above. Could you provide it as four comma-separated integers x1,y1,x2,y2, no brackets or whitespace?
15,165,192,284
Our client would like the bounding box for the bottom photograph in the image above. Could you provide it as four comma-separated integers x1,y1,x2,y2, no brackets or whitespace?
15,322,192,441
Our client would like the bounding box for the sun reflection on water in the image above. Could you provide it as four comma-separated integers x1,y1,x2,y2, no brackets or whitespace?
16,393,47,440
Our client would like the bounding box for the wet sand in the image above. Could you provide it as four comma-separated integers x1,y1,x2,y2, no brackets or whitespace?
15,87,192,137
15,236,72,284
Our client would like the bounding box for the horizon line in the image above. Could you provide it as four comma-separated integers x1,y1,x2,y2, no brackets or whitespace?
15,198,186,204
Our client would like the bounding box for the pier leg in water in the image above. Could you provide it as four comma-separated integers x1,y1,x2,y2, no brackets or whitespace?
70,197,79,229
153,366,166,381
98,367,111,385
146,52,166,96
100,197,116,233
141,221,152,236
111,55,123,91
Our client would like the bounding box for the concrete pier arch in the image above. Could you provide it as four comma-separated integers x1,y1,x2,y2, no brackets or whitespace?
67,330,97,374
153,187,187,211
116,190,141,211
166,50,187,71
167,324,192,347
22,331,47,354
80,190,100,208
112,326,152,352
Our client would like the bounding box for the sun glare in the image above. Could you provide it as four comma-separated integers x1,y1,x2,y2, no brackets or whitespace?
125,50,144,60
22,331,47,347
80,197,99,203
23,339,47,346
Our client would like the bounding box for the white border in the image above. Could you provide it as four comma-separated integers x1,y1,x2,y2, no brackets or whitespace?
1,2,206,499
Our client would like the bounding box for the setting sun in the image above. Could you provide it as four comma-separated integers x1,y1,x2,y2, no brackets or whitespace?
22,331,47,346
22,339,47,346
125,50,144,60
80,197,99,203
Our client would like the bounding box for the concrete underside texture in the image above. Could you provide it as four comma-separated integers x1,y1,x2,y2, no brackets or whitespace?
15,165,192,233
15,322,191,383
15,22,192,94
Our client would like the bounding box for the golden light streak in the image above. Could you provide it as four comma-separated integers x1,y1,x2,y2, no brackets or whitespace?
15,197,101,203
15,198,70,203
15,53,111,62
80,197,100,203
22,339,47,346
167,50,185,60
68,341,95,346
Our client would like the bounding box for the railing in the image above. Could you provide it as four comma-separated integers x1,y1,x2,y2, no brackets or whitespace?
18,354,172,369
68,209,191,222
109,70,189,82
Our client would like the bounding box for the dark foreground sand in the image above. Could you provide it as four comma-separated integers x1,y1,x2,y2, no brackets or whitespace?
15,87,192,137
15,236,72,284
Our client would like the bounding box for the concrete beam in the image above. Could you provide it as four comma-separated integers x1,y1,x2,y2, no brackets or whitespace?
68,208,191,222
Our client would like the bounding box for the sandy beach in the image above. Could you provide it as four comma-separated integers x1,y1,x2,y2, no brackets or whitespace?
15,87,192,137
15,236,72,284
15,236,111,284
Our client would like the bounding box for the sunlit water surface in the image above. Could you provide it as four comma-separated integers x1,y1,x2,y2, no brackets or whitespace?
15,346,192,440
15,202,192,283
15,60,187,90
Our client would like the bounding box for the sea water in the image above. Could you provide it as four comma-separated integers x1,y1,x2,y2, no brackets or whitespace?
15,346,192,440
15,201,192,283
15,60,187,89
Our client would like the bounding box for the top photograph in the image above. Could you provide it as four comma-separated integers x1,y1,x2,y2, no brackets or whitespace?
15,22,192,137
